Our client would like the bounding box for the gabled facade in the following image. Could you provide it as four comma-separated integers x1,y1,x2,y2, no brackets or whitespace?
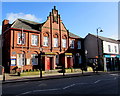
2,6,84,73
84,33,120,71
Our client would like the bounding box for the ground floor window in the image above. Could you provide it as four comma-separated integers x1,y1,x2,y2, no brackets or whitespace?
56,55,59,65
17,53,25,66
31,54,38,65
78,56,82,64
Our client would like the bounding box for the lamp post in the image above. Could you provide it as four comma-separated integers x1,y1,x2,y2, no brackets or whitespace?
39,48,43,78
85,50,88,70
96,27,103,72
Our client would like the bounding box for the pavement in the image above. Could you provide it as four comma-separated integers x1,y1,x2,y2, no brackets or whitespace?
1,71,119,84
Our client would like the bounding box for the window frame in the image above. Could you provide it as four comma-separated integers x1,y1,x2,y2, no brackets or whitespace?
62,38,67,48
31,35,38,46
53,37,58,47
43,36,49,47
17,33,25,45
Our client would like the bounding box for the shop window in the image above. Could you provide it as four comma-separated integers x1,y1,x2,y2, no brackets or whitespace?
31,35,38,46
70,40,74,49
78,56,82,64
17,33,25,45
31,54,38,65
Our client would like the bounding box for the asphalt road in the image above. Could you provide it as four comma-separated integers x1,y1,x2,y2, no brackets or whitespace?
2,73,120,96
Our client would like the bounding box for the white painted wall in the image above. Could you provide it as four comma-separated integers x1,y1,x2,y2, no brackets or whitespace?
103,41,119,54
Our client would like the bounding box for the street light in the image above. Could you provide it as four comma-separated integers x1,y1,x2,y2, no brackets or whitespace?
96,27,103,71
39,48,43,78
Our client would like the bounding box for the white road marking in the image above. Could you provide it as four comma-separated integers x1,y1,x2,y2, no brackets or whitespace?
15,76,118,96
63,84,75,89
38,83,47,86
94,80,101,84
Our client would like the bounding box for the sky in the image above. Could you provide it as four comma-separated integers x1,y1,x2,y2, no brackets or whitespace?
0,2,119,40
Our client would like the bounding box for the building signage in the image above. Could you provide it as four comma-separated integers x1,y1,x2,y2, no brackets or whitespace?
66,55,72,57
47,55,54,57
104,55,119,58
65,53,72,56
12,52,16,55
11,58,16,66
11,56,16,58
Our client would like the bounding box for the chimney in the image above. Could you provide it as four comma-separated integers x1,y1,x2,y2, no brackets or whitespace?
2,20,9,33
2,20,9,25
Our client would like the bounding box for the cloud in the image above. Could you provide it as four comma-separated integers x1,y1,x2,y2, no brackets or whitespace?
6,13,42,23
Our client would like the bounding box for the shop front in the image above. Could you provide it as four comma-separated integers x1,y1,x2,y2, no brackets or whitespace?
104,54,120,71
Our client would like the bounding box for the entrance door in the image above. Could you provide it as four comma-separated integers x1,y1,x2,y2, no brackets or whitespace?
46,58,50,70
67,57,71,68
46,57,53,70
106,58,111,71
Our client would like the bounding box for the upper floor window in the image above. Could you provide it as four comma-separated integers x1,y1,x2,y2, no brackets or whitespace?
62,39,66,48
70,40,74,49
108,45,111,52
53,38,58,47
31,35,38,46
62,35,67,48
43,36,48,46
17,33,25,45
78,41,81,49
114,46,117,53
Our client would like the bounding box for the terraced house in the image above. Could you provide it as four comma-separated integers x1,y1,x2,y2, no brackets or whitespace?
2,6,85,73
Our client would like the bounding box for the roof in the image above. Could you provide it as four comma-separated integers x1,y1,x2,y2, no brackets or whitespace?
11,18,41,32
69,32,82,38
88,33,118,43
10,18,82,39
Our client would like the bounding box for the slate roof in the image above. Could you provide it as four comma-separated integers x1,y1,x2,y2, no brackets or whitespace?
10,18,82,38
89,33,118,43
69,32,82,38
11,18,42,32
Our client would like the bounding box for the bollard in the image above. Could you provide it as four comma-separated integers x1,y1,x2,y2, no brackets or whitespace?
3,73,5,81
17,72,21,76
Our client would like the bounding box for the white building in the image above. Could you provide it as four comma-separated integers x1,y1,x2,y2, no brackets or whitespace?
84,33,120,71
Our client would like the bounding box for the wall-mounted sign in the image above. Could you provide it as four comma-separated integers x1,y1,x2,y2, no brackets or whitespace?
11,56,16,58
12,52,16,55
11,58,16,66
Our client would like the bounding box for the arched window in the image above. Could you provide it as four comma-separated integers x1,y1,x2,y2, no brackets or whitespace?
43,32,49,47
31,53,38,65
62,35,67,48
53,34,58,47
17,51,25,66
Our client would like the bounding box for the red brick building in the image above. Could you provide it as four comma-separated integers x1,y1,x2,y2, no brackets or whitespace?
2,6,85,73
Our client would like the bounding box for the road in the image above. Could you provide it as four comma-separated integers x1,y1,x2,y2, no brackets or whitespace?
2,73,120,96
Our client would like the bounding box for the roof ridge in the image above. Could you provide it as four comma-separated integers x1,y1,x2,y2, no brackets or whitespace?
17,18,40,24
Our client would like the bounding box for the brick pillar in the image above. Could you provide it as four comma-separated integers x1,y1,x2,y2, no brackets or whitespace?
53,56,56,69
65,56,67,68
